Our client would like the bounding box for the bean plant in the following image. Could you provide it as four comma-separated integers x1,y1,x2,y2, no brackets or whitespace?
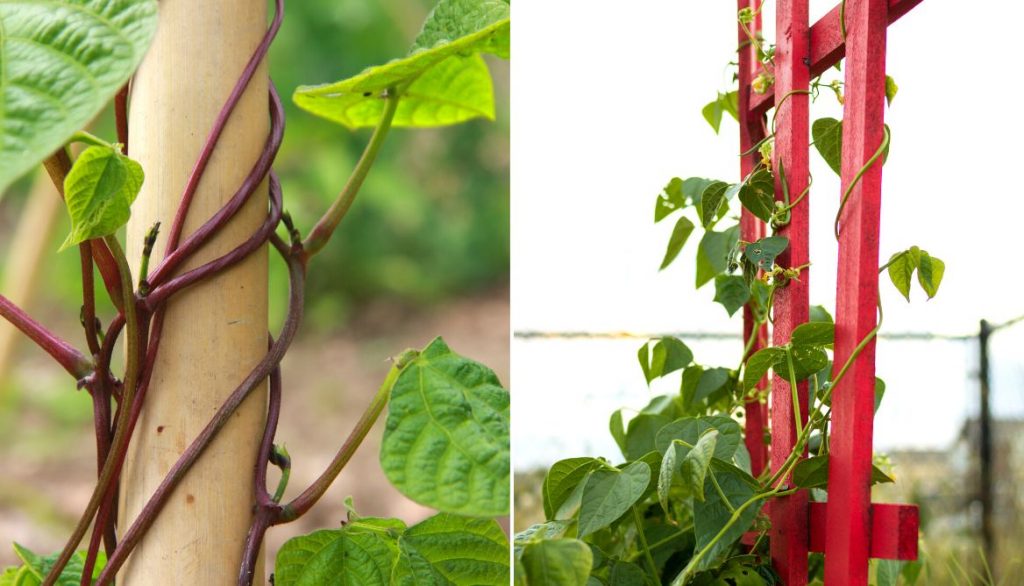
0,0,510,584
513,7,940,585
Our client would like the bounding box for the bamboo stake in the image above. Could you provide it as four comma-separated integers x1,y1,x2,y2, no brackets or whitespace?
120,0,269,583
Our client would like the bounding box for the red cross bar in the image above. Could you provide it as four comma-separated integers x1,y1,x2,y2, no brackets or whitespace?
736,0,925,584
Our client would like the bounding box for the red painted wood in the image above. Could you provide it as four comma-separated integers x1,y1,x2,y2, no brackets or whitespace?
747,0,924,117
738,0,769,477
808,502,919,560
824,0,889,582
769,0,811,582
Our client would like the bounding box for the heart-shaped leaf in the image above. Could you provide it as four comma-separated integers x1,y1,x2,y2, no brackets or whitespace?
60,145,144,249
380,337,509,516
542,458,603,520
518,539,592,586
743,236,789,271
577,461,650,537
293,0,509,129
738,169,775,223
0,0,158,194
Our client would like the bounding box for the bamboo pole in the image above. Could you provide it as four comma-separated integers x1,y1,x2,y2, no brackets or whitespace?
120,0,269,583
0,173,62,385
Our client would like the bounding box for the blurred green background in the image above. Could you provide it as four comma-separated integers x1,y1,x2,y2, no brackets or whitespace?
0,0,509,568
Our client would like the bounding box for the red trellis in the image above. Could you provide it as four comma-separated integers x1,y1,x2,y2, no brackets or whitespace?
737,0,923,584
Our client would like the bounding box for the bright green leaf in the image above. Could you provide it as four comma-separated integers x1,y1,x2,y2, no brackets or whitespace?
0,0,158,194
916,251,945,299
714,275,751,317
660,216,696,270
519,539,592,586
578,461,650,538
6,543,106,586
884,75,899,106
380,337,509,516
887,249,916,302
543,458,603,520
274,518,405,586
812,117,843,176
394,514,509,585
655,177,686,222
293,0,509,129
60,146,144,250
702,99,724,135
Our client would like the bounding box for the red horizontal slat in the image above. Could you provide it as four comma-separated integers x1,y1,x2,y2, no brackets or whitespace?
746,0,925,117
808,502,919,560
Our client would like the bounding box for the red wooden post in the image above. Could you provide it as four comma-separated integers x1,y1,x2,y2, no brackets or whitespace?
824,0,889,583
737,0,769,477
769,0,811,582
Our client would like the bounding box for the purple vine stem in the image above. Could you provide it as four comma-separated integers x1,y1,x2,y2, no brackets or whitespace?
0,294,92,379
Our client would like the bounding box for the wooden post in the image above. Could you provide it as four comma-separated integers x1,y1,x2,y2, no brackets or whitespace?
120,0,269,583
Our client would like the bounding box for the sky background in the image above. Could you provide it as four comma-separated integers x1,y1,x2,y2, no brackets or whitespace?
511,1,1024,469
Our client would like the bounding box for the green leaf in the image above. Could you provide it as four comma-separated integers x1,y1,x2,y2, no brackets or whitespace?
792,456,894,489
679,430,718,502
737,169,775,223
608,561,648,586
682,177,714,207
916,251,945,299
625,414,670,461
519,539,592,586
743,236,789,271
742,347,785,391
691,367,732,406
713,275,751,317
577,461,650,538
655,416,741,462
811,117,843,176
655,177,686,222
660,216,696,270
698,181,729,228
0,0,158,194
543,458,603,520
887,248,917,301
60,146,144,249
678,461,763,580
394,514,509,585
639,338,694,383
380,337,509,516
610,410,628,456
5,544,106,586
874,377,886,413
702,99,724,135
790,322,835,348
809,305,833,324
696,225,740,288
293,0,509,129
775,346,829,382
274,518,405,586
514,521,569,559
658,440,678,513
884,75,899,106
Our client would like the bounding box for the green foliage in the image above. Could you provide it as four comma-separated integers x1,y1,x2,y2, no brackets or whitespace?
380,337,510,516
702,92,739,135
577,461,650,538
886,246,945,301
638,337,694,384
0,0,157,194
0,544,105,586
811,117,844,176
293,0,509,129
791,455,894,490
518,539,592,586
59,146,144,250
274,514,509,585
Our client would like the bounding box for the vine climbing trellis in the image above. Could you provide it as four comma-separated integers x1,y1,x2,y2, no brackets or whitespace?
737,0,923,584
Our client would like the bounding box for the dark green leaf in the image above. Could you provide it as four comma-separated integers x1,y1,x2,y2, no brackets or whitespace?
714,275,751,317
874,377,886,413
655,178,686,223
626,414,671,461
691,368,732,406
682,177,714,207
793,456,894,489
809,305,833,324
543,458,603,520
679,431,718,502
743,347,785,391
743,236,789,271
738,169,775,223
578,462,650,537
812,117,843,176
660,216,696,270
610,410,628,457
61,146,144,249
609,561,648,586
640,338,694,383
394,514,509,585
698,182,729,228
775,346,829,382
696,225,741,289
790,322,835,348
0,0,158,194
655,416,741,461
519,539,592,586
380,337,509,516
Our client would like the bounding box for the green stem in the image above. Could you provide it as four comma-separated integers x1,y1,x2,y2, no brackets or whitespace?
630,525,693,560
631,505,660,583
708,469,735,513
302,89,401,260
834,126,890,239
44,236,138,586
785,348,804,437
